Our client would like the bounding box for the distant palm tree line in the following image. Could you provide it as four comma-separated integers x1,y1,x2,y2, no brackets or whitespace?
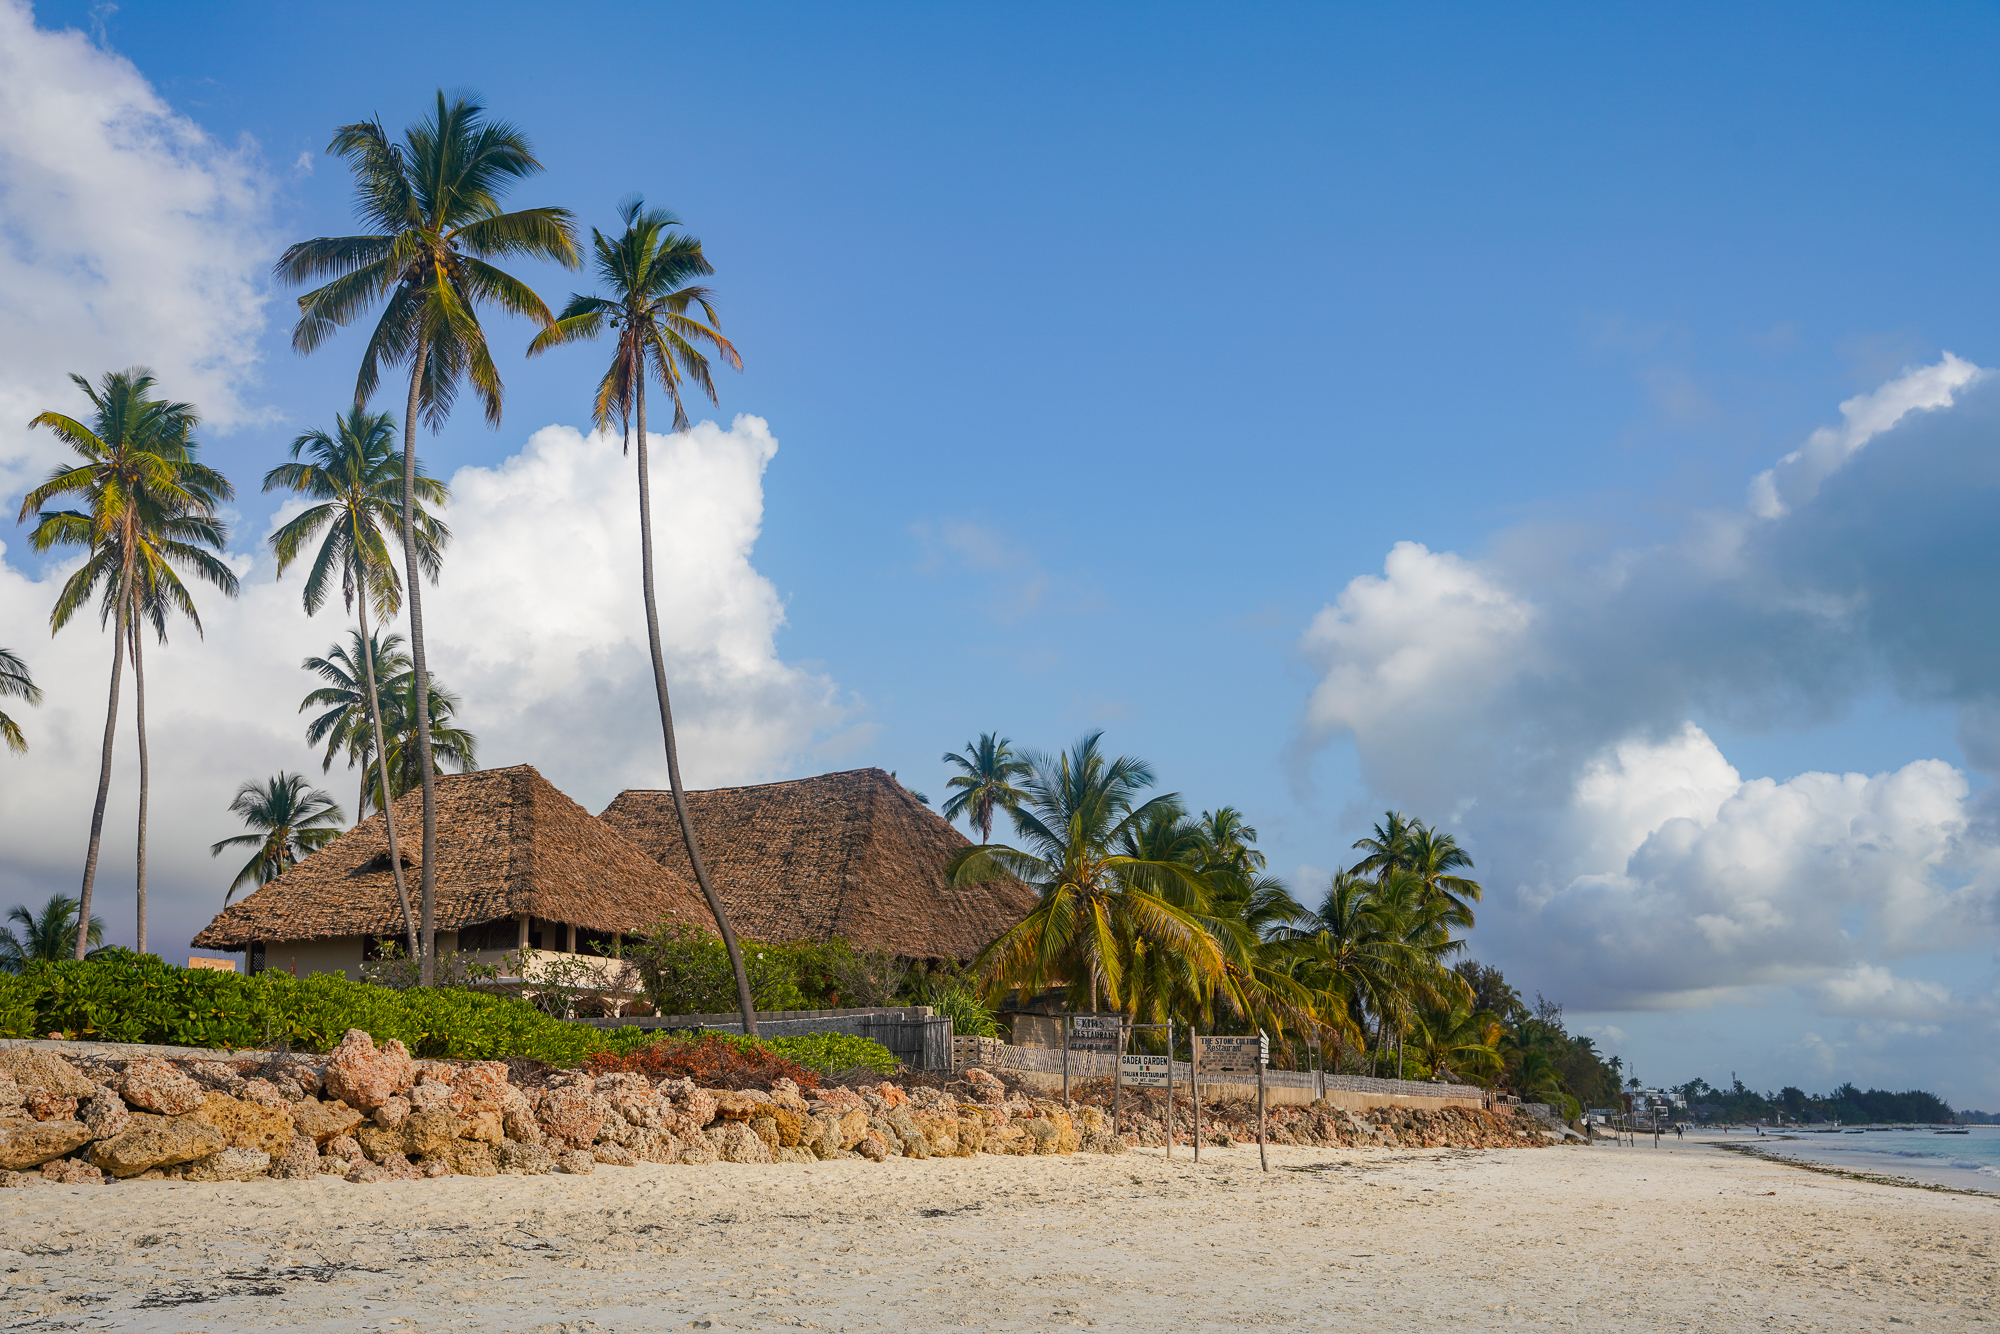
14,92,754,1017
940,729,1553,1092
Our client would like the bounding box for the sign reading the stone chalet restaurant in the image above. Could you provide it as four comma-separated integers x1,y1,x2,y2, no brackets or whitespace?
1067,1014,1123,1053
1119,1053,1172,1087
1194,1034,1266,1079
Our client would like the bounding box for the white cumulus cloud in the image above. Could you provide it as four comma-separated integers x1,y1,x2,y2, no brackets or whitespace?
0,0,273,501
1296,355,2000,1057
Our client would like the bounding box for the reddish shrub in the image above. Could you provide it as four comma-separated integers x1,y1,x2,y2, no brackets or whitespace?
584,1034,822,1091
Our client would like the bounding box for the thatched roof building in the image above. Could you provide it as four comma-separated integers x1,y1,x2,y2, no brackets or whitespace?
599,767,1038,961
193,765,716,966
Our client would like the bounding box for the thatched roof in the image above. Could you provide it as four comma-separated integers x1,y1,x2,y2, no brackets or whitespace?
598,767,1038,961
193,765,716,951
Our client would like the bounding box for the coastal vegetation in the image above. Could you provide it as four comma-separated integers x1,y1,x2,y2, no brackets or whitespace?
1673,1077,1952,1126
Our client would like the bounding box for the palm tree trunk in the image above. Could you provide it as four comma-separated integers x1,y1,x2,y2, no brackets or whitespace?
130,618,148,955
633,375,758,1037
401,340,440,987
76,597,127,960
357,601,418,960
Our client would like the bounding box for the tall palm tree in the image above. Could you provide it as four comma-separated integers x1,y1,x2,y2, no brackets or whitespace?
524,195,755,1031
940,733,1030,843
20,369,238,956
0,895,103,972
369,671,478,809
209,774,345,903
949,733,1224,1013
266,408,449,960
1350,810,1417,882
0,649,40,753
277,92,579,984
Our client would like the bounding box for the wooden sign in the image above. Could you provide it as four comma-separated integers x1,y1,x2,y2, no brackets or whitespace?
1195,1034,1265,1078
1067,1013,1123,1053
1119,1053,1172,1087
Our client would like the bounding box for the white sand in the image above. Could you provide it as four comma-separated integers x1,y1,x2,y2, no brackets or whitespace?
2,1136,1995,1331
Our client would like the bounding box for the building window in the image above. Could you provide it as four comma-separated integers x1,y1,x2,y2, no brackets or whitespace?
248,942,266,976
577,930,617,957
457,918,520,952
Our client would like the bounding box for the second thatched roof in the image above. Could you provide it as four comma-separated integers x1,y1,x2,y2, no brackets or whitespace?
599,767,1038,961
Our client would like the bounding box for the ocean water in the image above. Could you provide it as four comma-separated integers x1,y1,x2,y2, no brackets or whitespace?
1745,1125,2000,1193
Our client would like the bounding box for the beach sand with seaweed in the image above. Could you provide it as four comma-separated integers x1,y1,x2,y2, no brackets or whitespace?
1,1136,1994,1331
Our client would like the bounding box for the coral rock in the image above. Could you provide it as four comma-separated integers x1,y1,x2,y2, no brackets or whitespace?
290,1096,365,1145
711,1123,773,1165
555,1149,596,1175
118,1058,206,1116
495,1139,556,1176
708,1089,760,1121
322,1030,414,1112
272,1133,320,1181
459,1110,504,1144
0,1169,35,1187
40,1157,102,1185
372,1096,412,1128
25,1092,78,1121
0,1071,21,1116
535,1087,607,1150
856,1131,889,1162
445,1140,498,1177
90,1116,226,1177
592,1143,637,1167
238,1078,290,1111
80,1089,130,1140
419,1157,453,1178
0,1118,94,1170
192,1092,294,1158
0,1050,97,1102
180,1147,271,1182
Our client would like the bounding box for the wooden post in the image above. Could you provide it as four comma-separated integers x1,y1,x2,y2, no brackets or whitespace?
1165,1019,1174,1161
1257,1035,1269,1172
516,913,529,951
1192,1027,1202,1164
1062,1014,1070,1105
1113,1016,1125,1140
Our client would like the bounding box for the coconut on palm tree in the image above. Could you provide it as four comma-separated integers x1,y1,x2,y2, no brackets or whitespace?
20,369,239,956
209,774,345,903
949,733,1224,1015
277,92,579,984
0,649,40,753
523,195,756,1032
266,408,449,959
0,895,104,972
940,733,1029,843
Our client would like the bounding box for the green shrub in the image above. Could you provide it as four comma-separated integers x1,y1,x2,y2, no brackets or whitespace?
622,922,808,1016
925,985,1000,1038
766,1030,899,1075
5,953,604,1063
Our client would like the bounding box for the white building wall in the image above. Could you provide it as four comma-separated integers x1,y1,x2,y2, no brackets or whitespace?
261,937,365,981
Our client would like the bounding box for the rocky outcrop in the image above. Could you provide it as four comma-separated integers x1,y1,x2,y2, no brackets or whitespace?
0,1118,94,1170
118,1058,206,1115
0,1043,1557,1189
321,1029,414,1111
90,1116,226,1177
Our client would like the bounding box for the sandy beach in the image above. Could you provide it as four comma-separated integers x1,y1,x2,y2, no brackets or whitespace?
0,1135,1993,1332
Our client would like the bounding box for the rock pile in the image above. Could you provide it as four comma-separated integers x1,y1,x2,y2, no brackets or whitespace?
0,1036,1557,1188
0,1033,1129,1187
1105,1093,1561,1150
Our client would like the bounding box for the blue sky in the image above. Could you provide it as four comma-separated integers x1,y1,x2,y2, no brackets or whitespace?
6,1,2000,1105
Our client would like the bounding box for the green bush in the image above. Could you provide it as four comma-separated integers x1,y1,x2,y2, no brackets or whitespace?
2,952,603,1063
622,923,807,1016
925,985,1000,1039
764,1030,899,1075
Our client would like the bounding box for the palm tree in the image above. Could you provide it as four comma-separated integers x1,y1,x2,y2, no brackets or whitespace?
1410,993,1502,1083
301,630,412,791
524,195,755,1031
0,895,104,972
209,774,345,903
277,92,579,984
0,649,40,753
266,408,449,960
20,369,238,956
1350,810,1417,882
1402,822,1482,930
299,633,476,815
948,733,1224,1014
939,733,1030,843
